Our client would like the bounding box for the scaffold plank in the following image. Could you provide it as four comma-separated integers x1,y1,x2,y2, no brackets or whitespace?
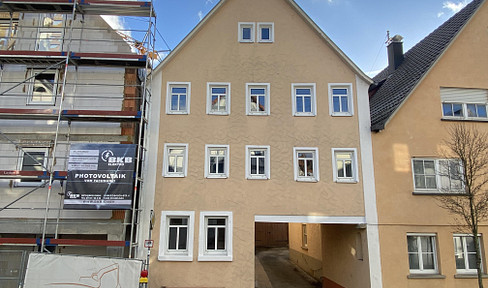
0,108,141,122
0,0,154,17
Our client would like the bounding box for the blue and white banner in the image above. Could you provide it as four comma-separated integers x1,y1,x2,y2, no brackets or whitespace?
64,143,136,210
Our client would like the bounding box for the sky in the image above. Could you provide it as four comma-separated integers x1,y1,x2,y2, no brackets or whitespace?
139,0,472,77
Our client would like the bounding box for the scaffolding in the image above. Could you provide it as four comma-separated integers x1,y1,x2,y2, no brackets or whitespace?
0,1,155,286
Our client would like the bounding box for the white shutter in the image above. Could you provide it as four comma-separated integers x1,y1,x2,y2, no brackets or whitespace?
440,88,488,103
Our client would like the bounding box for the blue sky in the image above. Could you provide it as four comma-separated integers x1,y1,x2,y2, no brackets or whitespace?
149,0,471,76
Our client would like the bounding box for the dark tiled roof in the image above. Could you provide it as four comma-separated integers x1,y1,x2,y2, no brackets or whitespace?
369,0,484,131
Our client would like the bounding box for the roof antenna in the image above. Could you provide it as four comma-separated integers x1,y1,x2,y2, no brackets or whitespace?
385,30,391,45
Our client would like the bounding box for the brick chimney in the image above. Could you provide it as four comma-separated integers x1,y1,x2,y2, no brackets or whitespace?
387,34,404,73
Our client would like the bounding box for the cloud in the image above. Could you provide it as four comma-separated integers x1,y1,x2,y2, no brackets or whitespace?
101,15,125,31
442,0,469,13
437,12,445,17
205,0,215,4
198,10,204,21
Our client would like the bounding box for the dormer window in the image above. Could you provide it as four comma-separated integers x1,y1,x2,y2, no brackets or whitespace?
238,22,255,43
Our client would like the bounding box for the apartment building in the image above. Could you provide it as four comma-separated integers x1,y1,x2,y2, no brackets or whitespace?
0,1,154,287
148,0,381,287
369,0,488,287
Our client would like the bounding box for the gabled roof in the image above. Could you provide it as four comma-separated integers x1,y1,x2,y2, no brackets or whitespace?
369,0,485,131
153,0,371,84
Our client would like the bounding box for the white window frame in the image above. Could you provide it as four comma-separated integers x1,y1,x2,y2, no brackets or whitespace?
198,211,233,262
291,83,316,116
166,82,191,115
14,147,49,187
442,102,488,121
258,22,274,43
36,14,64,52
454,234,483,274
407,233,439,274
238,22,255,43
162,143,188,178
158,211,195,261
26,68,58,105
293,147,319,182
245,145,270,180
206,82,231,115
411,158,464,193
332,148,359,183
205,145,230,179
246,83,270,115
328,83,354,116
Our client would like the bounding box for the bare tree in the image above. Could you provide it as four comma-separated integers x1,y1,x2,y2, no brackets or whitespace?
436,123,488,288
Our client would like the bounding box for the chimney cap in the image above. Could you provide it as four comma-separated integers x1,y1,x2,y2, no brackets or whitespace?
391,34,403,42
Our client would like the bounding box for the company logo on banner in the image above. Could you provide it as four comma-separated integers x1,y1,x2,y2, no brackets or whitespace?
64,143,136,210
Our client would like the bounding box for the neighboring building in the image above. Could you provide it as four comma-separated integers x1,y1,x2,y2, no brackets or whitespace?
148,0,381,287
0,1,154,287
369,0,488,287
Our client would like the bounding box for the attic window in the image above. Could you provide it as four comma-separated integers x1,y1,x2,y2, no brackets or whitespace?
238,22,255,43
258,23,274,42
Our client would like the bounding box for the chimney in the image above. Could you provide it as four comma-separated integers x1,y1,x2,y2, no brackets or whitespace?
387,34,404,72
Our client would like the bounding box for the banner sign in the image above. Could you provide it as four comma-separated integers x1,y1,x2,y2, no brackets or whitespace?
64,143,136,210
24,253,142,288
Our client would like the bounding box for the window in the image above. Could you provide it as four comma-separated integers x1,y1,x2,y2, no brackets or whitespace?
162,144,188,177
158,211,194,261
27,69,57,105
15,147,48,187
258,22,274,42
332,148,358,183
292,84,316,116
238,22,255,42
246,83,270,115
454,235,483,273
329,84,353,116
293,147,319,182
440,88,488,120
301,224,308,249
198,211,233,261
412,158,463,193
245,145,270,180
36,14,64,51
166,82,191,114
205,145,229,179
407,234,438,274
207,83,230,115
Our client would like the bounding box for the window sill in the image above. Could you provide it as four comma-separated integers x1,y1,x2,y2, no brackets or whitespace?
163,174,186,178
26,102,55,106
335,179,358,184
296,178,318,183
330,113,353,117
207,112,229,116
413,191,466,196
407,274,446,279
247,176,270,180
206,175,229,179
158,255,192,262
441,117,488,123
198,254,232,262
166,112,189,115
454,273,488,279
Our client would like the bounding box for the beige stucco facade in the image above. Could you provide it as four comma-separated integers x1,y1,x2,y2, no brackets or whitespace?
148,0,377,287
373,1,488,287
